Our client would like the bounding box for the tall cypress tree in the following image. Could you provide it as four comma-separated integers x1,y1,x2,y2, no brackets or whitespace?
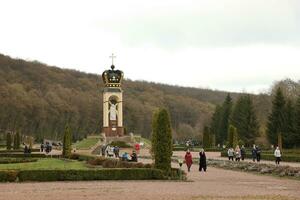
210,105,223,145
151,108,172,174
6,132,12,150
294,96,300,148
231,95,259,146
13,131,21,150
62,124,72,158
219,94,232,145
227,125,238,148
203,125,211,148
267,87,286,148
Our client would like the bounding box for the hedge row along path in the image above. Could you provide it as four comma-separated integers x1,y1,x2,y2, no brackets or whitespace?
0,158,300,200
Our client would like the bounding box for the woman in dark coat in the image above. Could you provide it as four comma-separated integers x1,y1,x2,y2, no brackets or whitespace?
185,150,193,172
199,148,207,172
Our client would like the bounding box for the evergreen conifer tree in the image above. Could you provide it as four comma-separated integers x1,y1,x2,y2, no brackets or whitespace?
231,95,259,146
13,131,21,150
227,125,238,148
151,108,172,173
203,125,211,148
6,132,12,150
219,94,232,145
283,99,296,148
62,124,72,158
295,96,300,148
267,87,286,149
210,105,223,145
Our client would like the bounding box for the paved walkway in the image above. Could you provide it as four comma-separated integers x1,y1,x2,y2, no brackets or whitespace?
1,161,299,200
172,151,300,168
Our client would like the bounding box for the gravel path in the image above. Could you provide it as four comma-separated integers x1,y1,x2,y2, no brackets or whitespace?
1,160,300,200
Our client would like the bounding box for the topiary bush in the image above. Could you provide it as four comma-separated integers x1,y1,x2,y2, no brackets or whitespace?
151,108,173,174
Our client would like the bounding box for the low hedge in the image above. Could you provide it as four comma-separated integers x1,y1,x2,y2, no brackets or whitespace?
0,149,40,153
0,153,47,158
221,151,300,162
69,153,96,161
110,141,132,148
0,157,38,164
0,170,18,182
87,157,152,169
0,168,166,182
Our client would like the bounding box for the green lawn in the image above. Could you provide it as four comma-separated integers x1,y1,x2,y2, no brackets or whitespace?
73,138,99,149
0,158,89,170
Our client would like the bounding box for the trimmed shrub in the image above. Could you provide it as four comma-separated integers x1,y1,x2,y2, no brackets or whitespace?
0,153,47,158
152,108,173,173
17,168,166,182
70,154,96,161
0,149,40,153
0,157,38,164
62,124,72,158
0,170,18,182
110,141,131,148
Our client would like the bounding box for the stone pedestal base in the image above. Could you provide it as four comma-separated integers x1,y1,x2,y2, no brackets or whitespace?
103,127,124,137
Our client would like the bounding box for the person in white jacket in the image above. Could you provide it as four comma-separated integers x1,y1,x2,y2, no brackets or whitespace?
274,146,281,165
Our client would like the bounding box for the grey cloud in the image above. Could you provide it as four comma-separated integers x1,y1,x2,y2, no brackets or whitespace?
101,0,300,48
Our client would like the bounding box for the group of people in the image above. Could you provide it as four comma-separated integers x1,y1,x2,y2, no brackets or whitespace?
40,142,52,154
227,145,246,161
183,149,207,172
101,145,120,158
121,150,138,162
227,144,283,165
251,145,262,162
100,144,138,162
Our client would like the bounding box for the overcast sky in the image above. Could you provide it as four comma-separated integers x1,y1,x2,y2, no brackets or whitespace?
1,0,300,93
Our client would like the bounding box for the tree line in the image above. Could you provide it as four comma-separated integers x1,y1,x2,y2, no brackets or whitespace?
204,84,300,149
204,94,259,148
0,54,226,141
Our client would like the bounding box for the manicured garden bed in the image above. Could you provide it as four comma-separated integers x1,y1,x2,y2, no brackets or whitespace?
0,157,38,164
221,151,300,162
0,155,186,182
207,159,300,180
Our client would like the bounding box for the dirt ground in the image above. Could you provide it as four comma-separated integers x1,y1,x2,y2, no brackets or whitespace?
1,159,300,200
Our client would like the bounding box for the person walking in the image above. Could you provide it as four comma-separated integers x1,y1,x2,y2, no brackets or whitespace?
240,145,246,161
185,150,193,172
251,145,257,162
114,146,120,158
256,145,261,162
40,143,44,152
235,145,241,162
227,147,234,161
199,148,207,172
274,146,281,165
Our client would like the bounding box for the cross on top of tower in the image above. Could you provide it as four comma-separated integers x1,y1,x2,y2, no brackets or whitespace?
109,53,116,70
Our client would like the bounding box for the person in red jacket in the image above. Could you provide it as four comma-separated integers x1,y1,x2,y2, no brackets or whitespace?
185,149,193,172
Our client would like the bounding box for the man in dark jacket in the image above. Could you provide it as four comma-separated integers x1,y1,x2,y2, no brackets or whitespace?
199,149,207,172
256,145,261,162
251,145,257,162
240,145,246,161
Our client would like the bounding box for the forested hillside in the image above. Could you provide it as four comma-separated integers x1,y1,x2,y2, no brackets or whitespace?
0,54,239,141
1,53,297,144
